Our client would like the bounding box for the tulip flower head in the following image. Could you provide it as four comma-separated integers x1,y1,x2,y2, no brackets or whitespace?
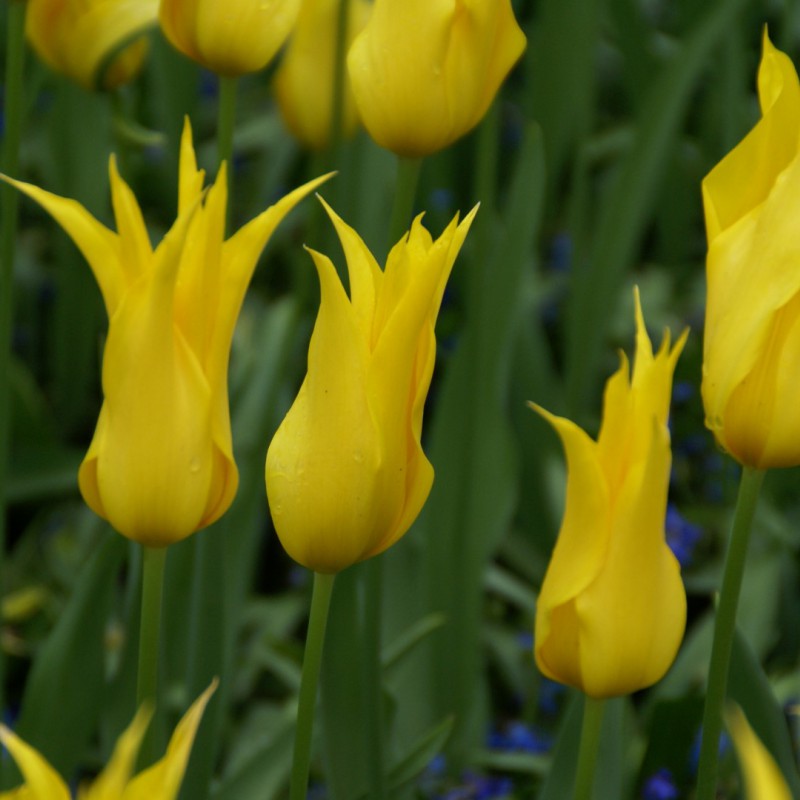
0,681,216,800
159,0,301,77
266,199,478,573
726,705,793,800
273,0,371,150
347,0,527,157
702,31,800,469
3,121,328,547
26,0,159,90
531,291,688,699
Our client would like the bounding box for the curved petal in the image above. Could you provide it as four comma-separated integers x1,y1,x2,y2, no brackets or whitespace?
0,726,71,800
532,407,610,686
266,249,388,573
123,680,217,800
162,0,300,76
83,706,152,800
577,423,685,698
727,705,793,800
1,174,123,316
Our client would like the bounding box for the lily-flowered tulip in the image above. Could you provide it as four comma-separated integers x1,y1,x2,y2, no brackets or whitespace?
159,0,301,77
0,681,216,799
347,0,526,157
531,291,687,699
4,121,328,547
702,31,800,469
727,705,793,800
273,0,371,150
26,0,159,90
266,199,477,573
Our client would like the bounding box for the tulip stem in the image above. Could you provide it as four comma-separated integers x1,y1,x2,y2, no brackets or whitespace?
573,696,605,800
364,557,387,800
695,465,765,800
388,156,423,254
0,1,27,755
291,571,336,800
217,75,238,179
137,545,167,708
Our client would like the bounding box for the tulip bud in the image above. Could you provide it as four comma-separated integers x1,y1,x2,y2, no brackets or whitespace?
273,0,371,150
4,121,329,546
159,0,301,77
26,0,158,90
266,199,478,573
531,290,688,698
347,0,527,157
702,31,800,469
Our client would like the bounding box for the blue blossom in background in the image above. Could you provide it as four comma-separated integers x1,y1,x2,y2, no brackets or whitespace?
665,504,702,567
538,678,566,715
487,720,552,754
642,768,679,800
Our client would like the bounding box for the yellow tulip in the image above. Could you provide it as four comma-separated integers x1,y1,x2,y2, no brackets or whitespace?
727,705,793,800
159,0,301,77
266,199,477,573
26,0,158,90
531,291,687,699
0,681,216,800
702,31,800,469
4,121,328,547
273,0,371,150
347,0,527,157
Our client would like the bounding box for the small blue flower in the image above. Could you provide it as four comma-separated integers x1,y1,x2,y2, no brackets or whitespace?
672,381,694,405
538,678,565,715
642,768,679,800
665,504,702,567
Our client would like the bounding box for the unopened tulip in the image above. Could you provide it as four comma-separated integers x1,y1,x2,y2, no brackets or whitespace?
347,0,526,157
266,199,478,573
727,705,793,800
159,0,301,76
273,0,371,150
0,681,216,800
702,31,800,469
26,0,158,90
531,291,687,698
4,121,328,546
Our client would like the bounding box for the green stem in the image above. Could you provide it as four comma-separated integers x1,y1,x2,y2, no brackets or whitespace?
363,558,387,800
217,75,238,179
137,546,167,708
291,572,336,800
573,696,605,800
0,0,27,742
695,466,765,800
387,156,423,255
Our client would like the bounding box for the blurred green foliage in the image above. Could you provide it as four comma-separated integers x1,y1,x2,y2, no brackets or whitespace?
2,1,800,798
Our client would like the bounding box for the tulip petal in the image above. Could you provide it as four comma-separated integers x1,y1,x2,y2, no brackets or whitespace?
122,680,217,800
178,117,206,216
348,0,525,156
0,726,71,800
82,706,152,800
702,30,800,242
316,196,382,345
267,248,389,573
577,422,685,698
531,407,610,685
0,175,123,315
727,705,793,800
109,156,152,283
